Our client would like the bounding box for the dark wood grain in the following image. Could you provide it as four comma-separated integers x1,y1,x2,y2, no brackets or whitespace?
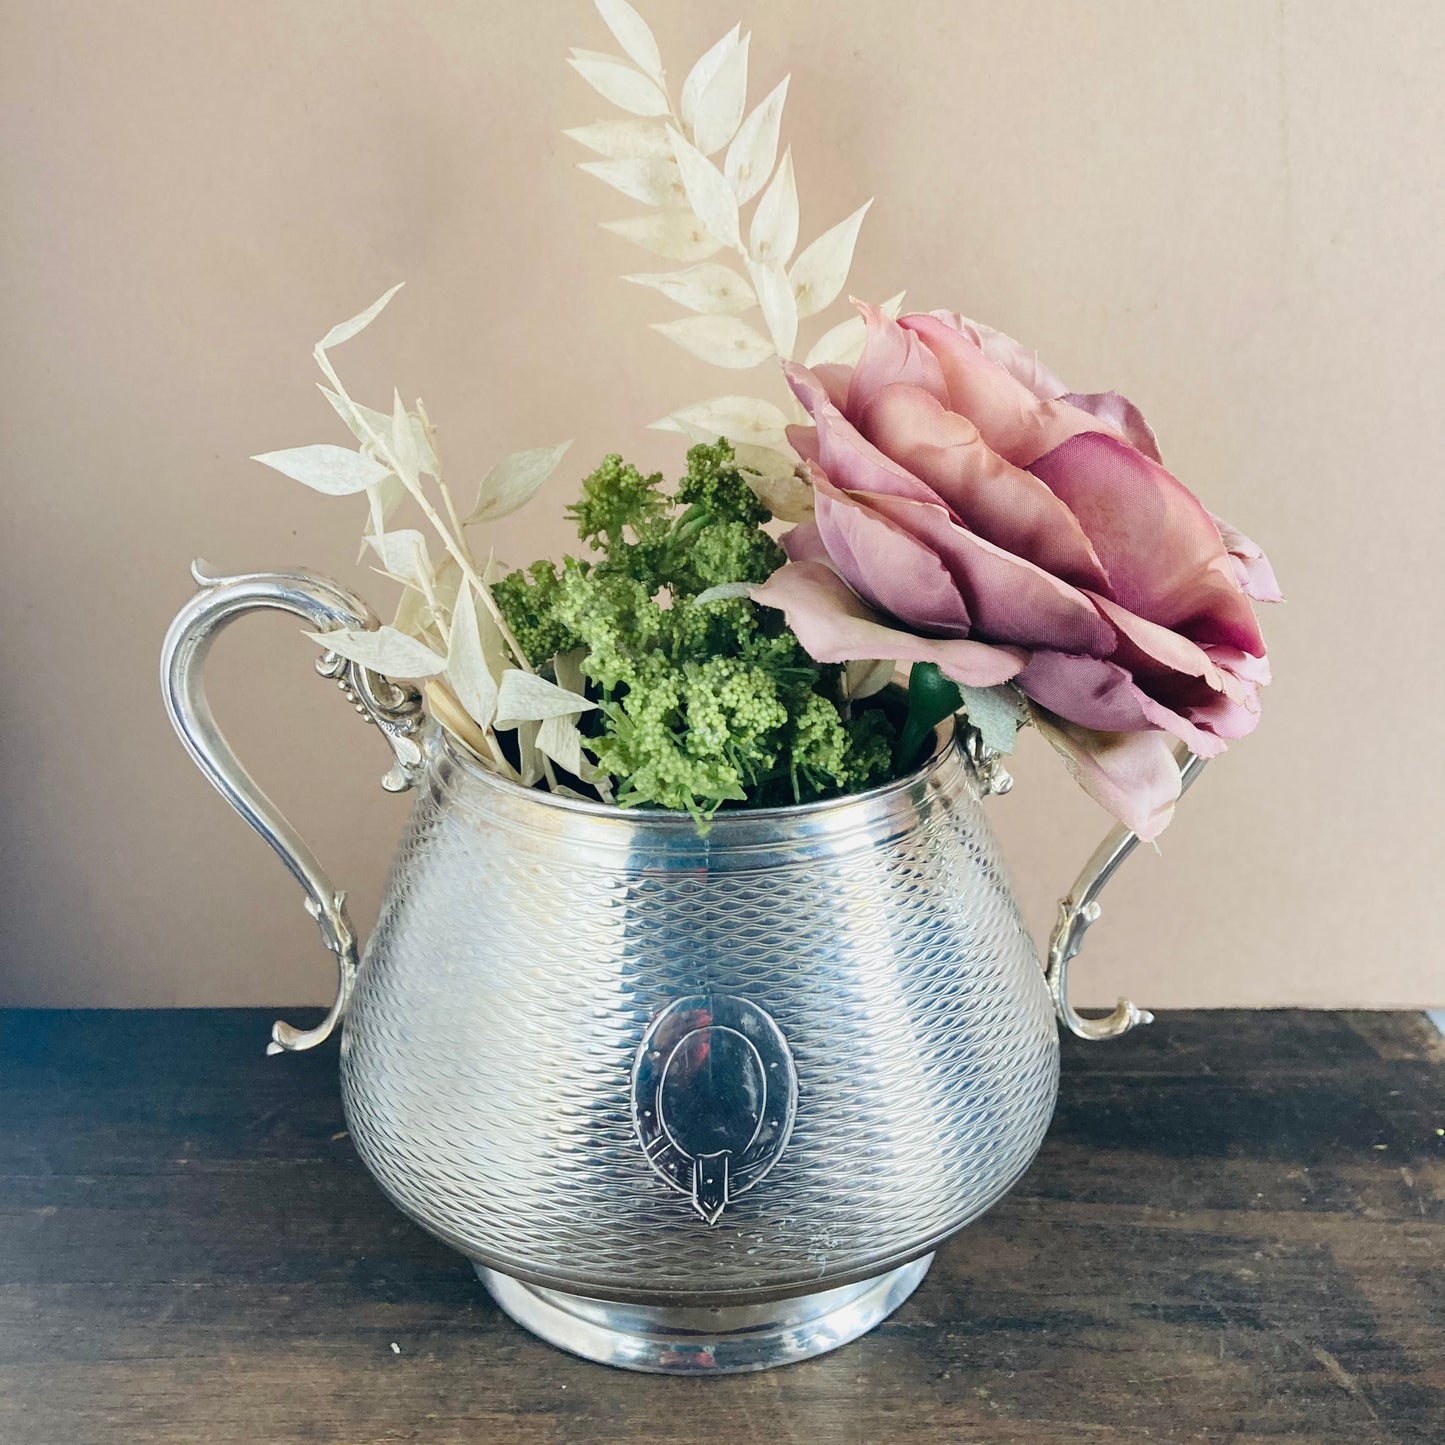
0,1009,1439,1444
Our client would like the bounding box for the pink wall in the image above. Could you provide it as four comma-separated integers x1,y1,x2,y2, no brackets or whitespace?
3,0,1441,1007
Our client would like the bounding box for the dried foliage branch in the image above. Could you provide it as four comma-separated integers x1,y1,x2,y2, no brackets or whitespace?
565,0,902,522
252,286,596,786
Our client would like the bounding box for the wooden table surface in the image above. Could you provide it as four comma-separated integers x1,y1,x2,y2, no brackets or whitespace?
0,1009,1440,1444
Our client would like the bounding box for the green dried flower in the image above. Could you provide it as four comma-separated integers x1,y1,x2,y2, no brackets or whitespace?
495,439,899,818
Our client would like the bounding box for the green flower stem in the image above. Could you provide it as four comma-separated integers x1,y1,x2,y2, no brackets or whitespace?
895,661,963,773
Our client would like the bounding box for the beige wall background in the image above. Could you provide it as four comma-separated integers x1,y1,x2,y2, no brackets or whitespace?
3,0,1442,1009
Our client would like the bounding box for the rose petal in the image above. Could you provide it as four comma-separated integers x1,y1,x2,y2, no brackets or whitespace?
925,311,1067,400
901,311,1107,466
910,315,1166,464
787,422,821,467
1182,686,1261,742
1085,593,1264,744
1016,650,1228,758
1086,592,1224,689
808,465,974,635
846,302,948,413
1029,707,1182,841
781,519,832,564
849,488,1117,655
786,363,946,509
751,561,1026,686
809,362,853,410
1193,644,1269,740
1061,391,1162,462
1030,432,1266,656
1207,643,1272,688
1210,512,1283,603
855,381,1110,590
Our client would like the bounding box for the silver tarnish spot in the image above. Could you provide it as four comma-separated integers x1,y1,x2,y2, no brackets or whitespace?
632,993,798,1225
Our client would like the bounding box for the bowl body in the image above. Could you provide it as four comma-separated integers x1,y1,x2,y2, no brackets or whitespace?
340,724,1059,1308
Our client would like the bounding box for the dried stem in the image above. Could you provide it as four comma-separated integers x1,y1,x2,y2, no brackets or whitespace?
313,347,534,672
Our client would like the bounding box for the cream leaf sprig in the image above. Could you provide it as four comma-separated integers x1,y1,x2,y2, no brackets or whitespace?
252,285,594,783
566,1,895,520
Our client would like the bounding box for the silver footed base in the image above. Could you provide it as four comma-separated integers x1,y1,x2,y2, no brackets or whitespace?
476,1255,934,1375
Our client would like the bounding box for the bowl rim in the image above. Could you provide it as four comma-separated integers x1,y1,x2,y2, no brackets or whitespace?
432,715,964,830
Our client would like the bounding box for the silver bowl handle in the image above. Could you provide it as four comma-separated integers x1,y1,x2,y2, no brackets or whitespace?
1044,745,1208,1039
160,562,426,1055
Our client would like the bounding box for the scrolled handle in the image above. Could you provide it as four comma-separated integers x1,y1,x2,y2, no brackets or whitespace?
1045,746,1208,1039
159,562,426,1055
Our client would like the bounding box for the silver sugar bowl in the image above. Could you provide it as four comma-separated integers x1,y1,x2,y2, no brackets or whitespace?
162,565,1194,1373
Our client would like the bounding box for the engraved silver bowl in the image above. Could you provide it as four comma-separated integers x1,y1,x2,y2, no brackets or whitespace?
162,566,1197,1373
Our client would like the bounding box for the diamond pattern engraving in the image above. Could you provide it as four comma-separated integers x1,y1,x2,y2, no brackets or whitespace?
340,737,1060,1304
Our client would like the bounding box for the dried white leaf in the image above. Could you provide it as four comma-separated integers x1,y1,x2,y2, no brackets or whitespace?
563,119,671,159
390,389,420,484
316,283,403,352
680,26,740,134
422,680,512,776
845,658,896,700
733,442,815,522
391,585,431,641
803,315,864,368
802,292,903,367
373,475,407,521
601,212,724,262
578,156,683,207
530,647,595,776
568,54,669,117
319,385,378,443
495,670,598,727
252,444,392,496
303,626,446,679
669,127,740,249
725,76,788,204
693,581,756,606
445,579,501,729
536,714,587,776
319,389,437,476
405,414,437,477
466,442,572,525
789,200,873,320
358,472,404,558
593,0,663,80
747,258,799,359
651,315,774,369
622,262,755,315
651,394,792,447
748,148,798,267
512,718,545,788
552,647,589,695
690,32,750,155
365,529,431,591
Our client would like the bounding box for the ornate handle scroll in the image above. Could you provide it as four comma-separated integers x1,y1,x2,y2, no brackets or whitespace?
160,562,426,1055
1046,746,1208,1040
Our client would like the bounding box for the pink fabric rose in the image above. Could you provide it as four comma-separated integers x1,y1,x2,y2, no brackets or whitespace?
751,304,1279,840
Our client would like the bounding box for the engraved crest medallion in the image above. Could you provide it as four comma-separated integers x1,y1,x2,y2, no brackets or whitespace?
632,993,798,1224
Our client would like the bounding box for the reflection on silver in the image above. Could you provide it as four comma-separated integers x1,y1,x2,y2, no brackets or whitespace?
159,562,424,1054
1046,746,1208,1039
632,994,798,1225
332,714,1059,1321
476,1254,934,1374
161,564,1194,1371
